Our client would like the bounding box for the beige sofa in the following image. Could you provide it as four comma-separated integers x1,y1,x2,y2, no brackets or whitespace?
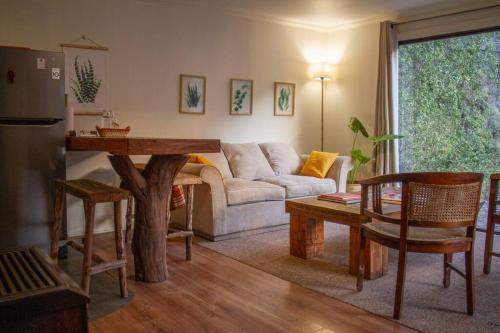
172,142,353,241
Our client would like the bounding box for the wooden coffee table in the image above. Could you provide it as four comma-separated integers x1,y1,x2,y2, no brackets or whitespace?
286,196,400,279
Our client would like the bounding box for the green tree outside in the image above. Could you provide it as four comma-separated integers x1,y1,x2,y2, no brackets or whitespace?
399,30,499,198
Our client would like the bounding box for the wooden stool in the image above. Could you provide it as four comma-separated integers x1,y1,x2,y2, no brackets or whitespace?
166,173,202,261
51,179,131,297
484,173,500,274
125,171,201,261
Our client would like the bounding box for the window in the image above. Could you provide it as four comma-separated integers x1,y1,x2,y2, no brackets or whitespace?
398,30,499,198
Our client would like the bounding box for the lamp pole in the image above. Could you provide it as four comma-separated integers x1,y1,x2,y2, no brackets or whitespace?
320,77,325,152
313,63,331,151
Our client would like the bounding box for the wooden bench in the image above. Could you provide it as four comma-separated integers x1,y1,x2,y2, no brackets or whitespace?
51,179,130,297
0,247,89,332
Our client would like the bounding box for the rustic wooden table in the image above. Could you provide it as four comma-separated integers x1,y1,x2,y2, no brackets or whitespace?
286,197,400,280
66,136,220,283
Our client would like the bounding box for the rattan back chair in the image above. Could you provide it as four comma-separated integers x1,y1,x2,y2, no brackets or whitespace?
355,172,483,319
483,173,500,274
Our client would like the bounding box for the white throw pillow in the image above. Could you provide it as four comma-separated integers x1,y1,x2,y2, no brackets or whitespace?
259,142,302,175
221,142,275,180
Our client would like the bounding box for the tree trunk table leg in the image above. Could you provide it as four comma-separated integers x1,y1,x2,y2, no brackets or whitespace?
349,226,388,280
108,154,189,283
290,212,324,259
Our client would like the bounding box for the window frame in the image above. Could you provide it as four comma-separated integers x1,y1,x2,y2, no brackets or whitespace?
398,25,499,46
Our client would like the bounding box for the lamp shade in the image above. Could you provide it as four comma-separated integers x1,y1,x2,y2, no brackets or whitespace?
312,63,332,80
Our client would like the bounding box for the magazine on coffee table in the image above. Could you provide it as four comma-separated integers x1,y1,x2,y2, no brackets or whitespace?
381,191,402,204
318,193,361,204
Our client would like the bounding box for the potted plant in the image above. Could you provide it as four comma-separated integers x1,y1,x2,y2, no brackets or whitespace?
347,117,402,192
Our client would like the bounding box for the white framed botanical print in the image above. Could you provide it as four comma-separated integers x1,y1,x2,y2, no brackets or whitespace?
179,74,206,114
62,45,108,114
274,82,295,116
230,79,253,115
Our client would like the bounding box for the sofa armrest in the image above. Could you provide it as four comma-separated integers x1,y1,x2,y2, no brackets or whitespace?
326,156,353,193
299,154,309,163
179,163,228,237
298,154,353,193
181,163,227,204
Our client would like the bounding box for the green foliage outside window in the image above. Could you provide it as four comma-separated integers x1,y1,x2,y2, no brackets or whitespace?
399,31,499,198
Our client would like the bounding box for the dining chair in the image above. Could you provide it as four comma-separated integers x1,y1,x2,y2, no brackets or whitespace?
483,173,500,274
355,172,483,319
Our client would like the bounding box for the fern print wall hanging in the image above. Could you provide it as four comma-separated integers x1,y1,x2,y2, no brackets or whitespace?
230,79,253,115
274,82,295,116
179,75,206,114
71,56,102,103
62,39,108,114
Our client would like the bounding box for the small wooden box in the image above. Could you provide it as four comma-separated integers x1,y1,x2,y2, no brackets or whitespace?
0,247,89,333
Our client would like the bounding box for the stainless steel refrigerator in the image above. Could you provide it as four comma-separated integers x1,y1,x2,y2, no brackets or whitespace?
0,47,66,251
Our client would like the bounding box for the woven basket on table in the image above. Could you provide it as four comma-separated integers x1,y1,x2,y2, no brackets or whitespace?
96,126,130,137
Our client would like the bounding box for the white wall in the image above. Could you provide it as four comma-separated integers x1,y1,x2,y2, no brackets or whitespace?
325,22,380,179
0,0,327,235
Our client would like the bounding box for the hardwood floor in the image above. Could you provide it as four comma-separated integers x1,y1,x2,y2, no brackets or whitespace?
89,233,416,333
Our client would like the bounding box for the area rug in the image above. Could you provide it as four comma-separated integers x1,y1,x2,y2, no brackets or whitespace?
198,223,500,333
58,248,134,321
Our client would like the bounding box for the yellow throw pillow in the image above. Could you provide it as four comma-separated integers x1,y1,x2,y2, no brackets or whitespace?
299,151,338,178
189,154,213,166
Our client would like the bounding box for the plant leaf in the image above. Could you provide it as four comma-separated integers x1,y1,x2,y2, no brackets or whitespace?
350,149,372,164
278,87,290,111
369,134,404,143
71,57,101,103
348,117,369,137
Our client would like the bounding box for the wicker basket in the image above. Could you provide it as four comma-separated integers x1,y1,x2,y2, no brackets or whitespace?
96,126,130,138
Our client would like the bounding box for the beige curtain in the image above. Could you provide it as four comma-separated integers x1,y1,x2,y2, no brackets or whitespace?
374,21,399,175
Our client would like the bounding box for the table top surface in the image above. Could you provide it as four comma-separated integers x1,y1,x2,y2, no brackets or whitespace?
66,136,221,155
286,196,400,217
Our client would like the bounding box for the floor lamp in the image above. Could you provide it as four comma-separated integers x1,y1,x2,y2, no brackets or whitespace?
313,64,331,152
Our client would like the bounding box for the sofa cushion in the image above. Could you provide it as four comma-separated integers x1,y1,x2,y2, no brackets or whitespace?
222,142,275,180
259,142,302,175
224,178,285,206
199,152,233,178
260,175,336,198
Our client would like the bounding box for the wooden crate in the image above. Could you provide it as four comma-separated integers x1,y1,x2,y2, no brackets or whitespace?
0,247,89,333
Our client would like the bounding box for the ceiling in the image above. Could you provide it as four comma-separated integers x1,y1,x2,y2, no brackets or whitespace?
159,0,498,30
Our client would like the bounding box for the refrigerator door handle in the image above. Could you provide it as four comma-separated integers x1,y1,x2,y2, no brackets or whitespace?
0,117,64,127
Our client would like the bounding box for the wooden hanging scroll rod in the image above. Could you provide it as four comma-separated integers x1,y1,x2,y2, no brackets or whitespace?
60,35,109,51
